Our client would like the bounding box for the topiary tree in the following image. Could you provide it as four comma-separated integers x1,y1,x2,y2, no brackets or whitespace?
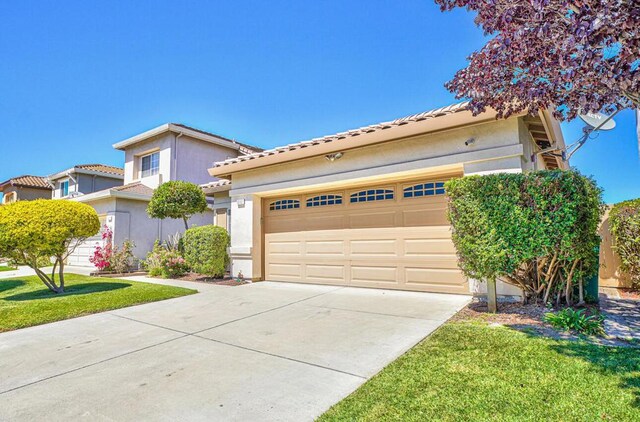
609,198,640,287
446,170,604,309
147,181,208,230
0,199,100,293
182,225,230,278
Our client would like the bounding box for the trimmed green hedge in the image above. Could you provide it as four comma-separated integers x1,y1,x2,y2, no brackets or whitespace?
609,198,640,287
446,170,604,305
183,225,230,278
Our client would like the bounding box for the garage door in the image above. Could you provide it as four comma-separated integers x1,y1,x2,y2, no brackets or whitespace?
263,176,468,294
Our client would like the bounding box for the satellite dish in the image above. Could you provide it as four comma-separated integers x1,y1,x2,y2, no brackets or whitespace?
579,112,616,131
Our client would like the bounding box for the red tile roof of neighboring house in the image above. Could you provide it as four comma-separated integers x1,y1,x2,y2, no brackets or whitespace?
75,164,125,176
0,175,52,190
112,182,155,196
212,101,470,169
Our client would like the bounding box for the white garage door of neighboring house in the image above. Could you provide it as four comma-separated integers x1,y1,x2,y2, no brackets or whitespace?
66,215,106,267
263,176,468,294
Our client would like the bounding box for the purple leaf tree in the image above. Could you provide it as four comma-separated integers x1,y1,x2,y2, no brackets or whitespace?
434,0,639,120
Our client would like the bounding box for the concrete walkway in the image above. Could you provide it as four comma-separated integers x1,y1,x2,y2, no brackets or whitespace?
0,278,470,421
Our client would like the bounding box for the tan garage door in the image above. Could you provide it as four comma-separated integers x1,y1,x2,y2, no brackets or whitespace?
263,176,468,294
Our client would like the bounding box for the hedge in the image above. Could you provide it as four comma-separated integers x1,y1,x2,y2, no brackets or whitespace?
446,170,604,305
182,225,230,278
609,198,640,287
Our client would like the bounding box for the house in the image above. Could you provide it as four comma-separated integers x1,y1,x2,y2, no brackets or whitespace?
0,175,52,204
49,164,125,199
69,123,262,266
207,101,566,297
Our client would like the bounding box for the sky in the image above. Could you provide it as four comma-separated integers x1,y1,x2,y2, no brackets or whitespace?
1,0,638,204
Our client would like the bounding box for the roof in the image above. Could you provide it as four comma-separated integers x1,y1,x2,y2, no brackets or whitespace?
210,101,470,172
72,181,154,203
0,175,52,190
111,182,155,196
201,179,232,194
112,123,263,155
49,163,125,180
171,124,263,154
74,164,124,176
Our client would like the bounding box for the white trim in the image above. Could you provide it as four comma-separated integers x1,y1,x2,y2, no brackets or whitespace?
112,123,242,152
71,188,152,203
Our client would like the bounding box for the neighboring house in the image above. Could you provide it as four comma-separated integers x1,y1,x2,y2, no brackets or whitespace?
208,101,567,298
69,123,261,267
0,175,52,204
49,164,124,199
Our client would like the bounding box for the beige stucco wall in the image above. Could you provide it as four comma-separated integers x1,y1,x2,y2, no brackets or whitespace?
225,117,537,297
123,132,241,187
68,197,215,266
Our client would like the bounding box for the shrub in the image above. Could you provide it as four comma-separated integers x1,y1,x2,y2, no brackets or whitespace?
183,225,230,278
0,200,100,293
609,198,640,287
89,226,136,273
544,308,604,336
147,181,208,229
446,170,605,306
144,241,189,278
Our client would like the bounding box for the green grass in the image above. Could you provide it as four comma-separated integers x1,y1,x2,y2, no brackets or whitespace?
0,273,196,332
0,265,17,272
320,322,640,422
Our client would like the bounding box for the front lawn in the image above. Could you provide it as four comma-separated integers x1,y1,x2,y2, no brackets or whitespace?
0,265,16,272
0,274,196,332
320,322,640,421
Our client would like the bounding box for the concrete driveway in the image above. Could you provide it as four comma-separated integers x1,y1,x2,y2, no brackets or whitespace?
0,279,470,421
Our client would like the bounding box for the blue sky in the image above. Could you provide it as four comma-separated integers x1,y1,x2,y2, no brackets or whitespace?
1,0,637,203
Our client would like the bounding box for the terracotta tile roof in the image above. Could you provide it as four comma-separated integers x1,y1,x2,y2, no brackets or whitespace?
0,175,52,190
75,164,124,176
212,101,470,169
200,179,232,189
171,123,264,154
112,182,155,196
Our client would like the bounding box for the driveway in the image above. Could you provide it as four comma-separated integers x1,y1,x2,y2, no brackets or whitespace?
0,279,470,421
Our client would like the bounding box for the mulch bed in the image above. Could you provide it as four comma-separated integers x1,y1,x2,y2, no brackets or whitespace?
452,299,634,347
170,273,248,286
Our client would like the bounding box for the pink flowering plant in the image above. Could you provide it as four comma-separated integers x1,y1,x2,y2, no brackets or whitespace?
89,226,135,273
89,226,114,271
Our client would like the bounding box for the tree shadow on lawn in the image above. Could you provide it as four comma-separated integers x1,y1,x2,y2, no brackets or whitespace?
0,280,25,293
518,328,640,408
3,282,132,302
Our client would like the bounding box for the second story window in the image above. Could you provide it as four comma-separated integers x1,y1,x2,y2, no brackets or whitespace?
141,152,160,178
60,180,69,197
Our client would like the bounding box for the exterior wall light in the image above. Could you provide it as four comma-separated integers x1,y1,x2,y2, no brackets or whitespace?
325,152,344,162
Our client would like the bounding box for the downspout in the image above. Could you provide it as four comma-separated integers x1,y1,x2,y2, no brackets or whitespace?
173,132,183,180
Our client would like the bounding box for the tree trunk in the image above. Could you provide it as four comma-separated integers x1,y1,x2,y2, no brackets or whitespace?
183,217,189,230
486,278,498,313
57,256,65,292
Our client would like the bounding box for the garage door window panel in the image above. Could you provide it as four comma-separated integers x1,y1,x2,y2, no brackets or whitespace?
404,182,446,198
269,199,300,211
306,194,343,207
350,188,394,203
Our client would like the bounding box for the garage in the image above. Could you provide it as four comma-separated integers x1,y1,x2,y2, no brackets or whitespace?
263,176,468,294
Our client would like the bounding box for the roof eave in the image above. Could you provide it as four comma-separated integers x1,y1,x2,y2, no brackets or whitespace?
208,107,501,177
112,123,244,152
